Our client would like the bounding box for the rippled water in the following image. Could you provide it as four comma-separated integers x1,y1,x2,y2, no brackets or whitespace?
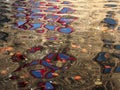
0,0,120,90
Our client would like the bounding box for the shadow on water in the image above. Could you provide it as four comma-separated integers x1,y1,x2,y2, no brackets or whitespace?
106,81,113,90
92,86,105,90
0,31,9,41
0,16,11,28
0,2,11,28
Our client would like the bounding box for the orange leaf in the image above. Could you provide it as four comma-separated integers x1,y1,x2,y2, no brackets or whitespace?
73,76,81,80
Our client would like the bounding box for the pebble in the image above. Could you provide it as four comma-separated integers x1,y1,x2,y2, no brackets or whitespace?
81,48,87,53
79,37,85,43
56,61,63,67
72,76,81,80
0,70,8,75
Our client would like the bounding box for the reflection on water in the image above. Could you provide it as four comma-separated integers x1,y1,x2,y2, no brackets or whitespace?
0,0,120,90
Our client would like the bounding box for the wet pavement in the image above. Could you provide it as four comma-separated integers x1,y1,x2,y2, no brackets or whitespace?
0,0,120,90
